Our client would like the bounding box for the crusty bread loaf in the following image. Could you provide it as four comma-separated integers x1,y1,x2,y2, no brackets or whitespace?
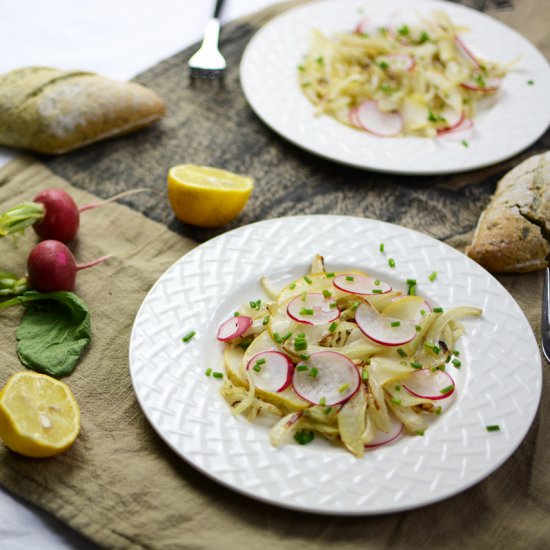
0,67,165,154
466,152,550,273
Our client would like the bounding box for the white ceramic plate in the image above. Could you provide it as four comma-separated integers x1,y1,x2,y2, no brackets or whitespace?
240,0,550,174
129,215,541,515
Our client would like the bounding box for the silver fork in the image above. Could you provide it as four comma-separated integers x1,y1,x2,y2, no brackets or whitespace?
188,0,227,78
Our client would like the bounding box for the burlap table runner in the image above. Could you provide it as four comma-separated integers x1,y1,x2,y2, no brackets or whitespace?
0,1,549,548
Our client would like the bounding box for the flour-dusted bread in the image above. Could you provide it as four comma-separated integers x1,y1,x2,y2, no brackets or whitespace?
0,67,165,154
466,152,550,273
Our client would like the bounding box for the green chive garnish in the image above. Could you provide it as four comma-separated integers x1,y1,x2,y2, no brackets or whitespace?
397,348,407,358
304,276,312,284
289,282,296,290
440,384,454,394
452,350,460,356
329,322,338,333
255,358,266,366
452,358,461,368
527,79,534,85
390,321,401,327
324,406,333,415
433,307,443,313
415,430,425,436
205,368,212,377
351,301,360,311
294,430,315,445
428,271,437,282
434,406,442,415
346,275,355,281
310,367,319,379
273,332,282,343
323,289,332,298
262,315,270,326
299,308,315,316
338,383,349,393
326,272,335,278
486,425,500,432
415,325,421,332
406,278,417,286
461,140,470,149
212,372,224,379
420,309,426,316
234,311,240,317
388,258,396,268
411,362,423,369
379,243,385,252
394,384,401,391
281,331,292,341
391,397,402,405
374,279,381,285
296,364,308,371
319,396,326,406
182,331,196,343
253,364,262,372
300,353,310,360
362,369,369,381
372,289,383,294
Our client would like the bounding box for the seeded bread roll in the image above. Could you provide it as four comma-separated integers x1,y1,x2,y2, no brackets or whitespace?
466,152,550,273
0,67,165,154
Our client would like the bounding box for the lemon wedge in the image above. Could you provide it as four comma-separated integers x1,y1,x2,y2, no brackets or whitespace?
167,164,253,228
0,372,80,458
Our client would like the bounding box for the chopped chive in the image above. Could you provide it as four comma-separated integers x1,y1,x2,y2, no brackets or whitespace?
486,425,500,432
434,406,442,415
394,384,401,391
397,348,407,358
391,397,402,405
262,315,270,326
181,330,196,343
379,243,385,252
346,275,355,281
322,289,332,298
415,429,425,436
351,301,360,311
255,358,266,366
310,367,319,379
296,364,308,371
319,396,326,406
294,429,315,445
397,24,410,36
301,291,307,301
273,332,282,343
315,56,324,66
408,285,416,296
294,339,307,351
440,384,454,394
300,353,310,360
299,308,315,316
411,361,423,369
326,272,335,278
390,321,401,327
418,30,430,43
281,331,292,341
388,258,396,268
212,372,224,379
324,406,333,415
433,307,443,313
406,278,417,286
374,279,381,286
205,368,212,377
378,61,389,69
338,383,350,393
329,322,338,333
527,79,534,85
329,302,338,309
445,355,452,363
249,299,262,310
432,345,440,354
428,271,438,282
304,276,312,284
415,324,422,332
234,311,240,317
452,358,462,368
452,349,460,356
362,369,369,381
461,139,469,148
289,282,296,290
372,289,383,294
239,339,252,350
253,364,262,372
420,309,426,316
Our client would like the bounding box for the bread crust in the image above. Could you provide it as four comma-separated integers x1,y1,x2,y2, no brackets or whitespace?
466,152,550,273
0,67,165,154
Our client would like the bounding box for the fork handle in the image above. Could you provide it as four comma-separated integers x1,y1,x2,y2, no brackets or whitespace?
213,0,225,19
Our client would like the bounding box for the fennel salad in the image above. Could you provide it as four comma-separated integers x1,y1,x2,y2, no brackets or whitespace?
298,10,509,138
213,255,481,457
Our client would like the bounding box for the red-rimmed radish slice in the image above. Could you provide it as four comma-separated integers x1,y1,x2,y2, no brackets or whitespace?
461,76,501,92
377,53,415,72
356,100,403,137
333,274,391,295
217,315,253,342
403,369,455,400
438,106,464,132
353,17,369,35
287,292,339,325
292,351,360,406
348,106,361,128
437,117,473,136
246,351,293,393
355,302,416,346
454,35,481,67
364,415,404,448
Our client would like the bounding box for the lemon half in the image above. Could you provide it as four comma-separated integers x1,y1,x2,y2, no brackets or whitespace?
167,164,253,228
0,372,80,458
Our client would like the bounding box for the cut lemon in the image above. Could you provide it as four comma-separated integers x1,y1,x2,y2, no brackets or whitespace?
167,164,253,228
0,372,80,458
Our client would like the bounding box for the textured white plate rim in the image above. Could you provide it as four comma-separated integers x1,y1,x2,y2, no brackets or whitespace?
239,0,550,175
129,215,542,515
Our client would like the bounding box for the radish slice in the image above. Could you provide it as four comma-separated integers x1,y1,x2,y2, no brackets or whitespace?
403,369,455,400
454,35,481,67
287,293,339,325
348,106,361,128
217,316,253,342
437,117,474,138
355,302,416,346
292,351,360,406
365,415,404,448
333,274,391,295
461,76,501,92
246,351,293,393
377,54,415,72
356,100,403,137
439,106,464,132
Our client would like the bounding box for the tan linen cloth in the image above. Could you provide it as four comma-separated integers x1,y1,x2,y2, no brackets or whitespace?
0,1,549,549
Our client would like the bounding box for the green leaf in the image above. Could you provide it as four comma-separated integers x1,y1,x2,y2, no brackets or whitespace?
1,291,90,377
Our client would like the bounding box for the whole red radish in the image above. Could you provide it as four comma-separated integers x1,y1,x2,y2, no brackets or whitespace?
27,240,110,293
32,189,80,243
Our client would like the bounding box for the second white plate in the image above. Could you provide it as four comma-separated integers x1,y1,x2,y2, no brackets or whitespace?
129,215,541,515
240,0,550,174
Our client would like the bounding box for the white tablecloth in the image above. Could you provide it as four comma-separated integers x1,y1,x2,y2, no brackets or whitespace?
0,1,278,548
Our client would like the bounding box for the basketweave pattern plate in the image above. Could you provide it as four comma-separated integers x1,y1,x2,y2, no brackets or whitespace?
129,215,541,514
240,0,550,174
